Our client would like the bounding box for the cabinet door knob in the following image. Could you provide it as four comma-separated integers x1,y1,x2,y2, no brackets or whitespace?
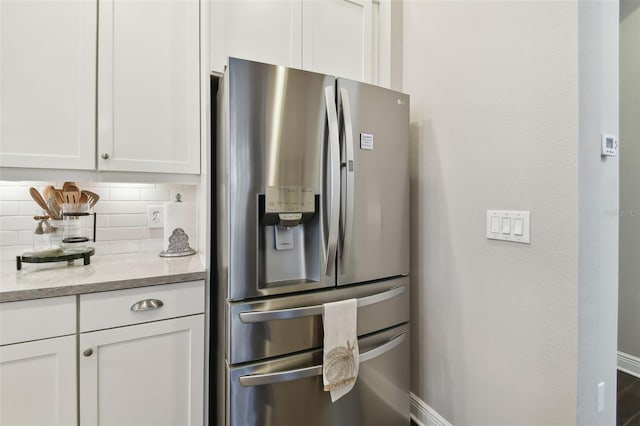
101,153,110,160
83,348,93,357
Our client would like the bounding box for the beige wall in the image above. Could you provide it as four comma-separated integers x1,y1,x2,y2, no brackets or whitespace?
403,1,619,424
619,0,640,363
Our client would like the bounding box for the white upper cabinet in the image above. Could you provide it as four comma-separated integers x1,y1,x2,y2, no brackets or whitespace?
0,0,200,175
211,0,377,84
211,0,302,73
302,0,374,82
0,0,96,170
98,0,200,174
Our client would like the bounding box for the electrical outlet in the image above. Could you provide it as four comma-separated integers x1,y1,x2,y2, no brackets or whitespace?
148,205,164,228
598,382,605,412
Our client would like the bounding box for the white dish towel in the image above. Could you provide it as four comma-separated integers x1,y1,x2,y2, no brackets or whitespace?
322,298,359,402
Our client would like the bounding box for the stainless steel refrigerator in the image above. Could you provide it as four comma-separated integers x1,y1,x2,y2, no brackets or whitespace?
212,57,410,426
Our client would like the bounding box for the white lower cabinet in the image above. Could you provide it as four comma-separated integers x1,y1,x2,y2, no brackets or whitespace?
78,281,205,426
0,335,77,426
79,315,205,426
0,280,205,426
0,295,77,426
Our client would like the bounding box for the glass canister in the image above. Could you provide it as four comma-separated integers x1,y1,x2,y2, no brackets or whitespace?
61,203,96,251
32,215,52,251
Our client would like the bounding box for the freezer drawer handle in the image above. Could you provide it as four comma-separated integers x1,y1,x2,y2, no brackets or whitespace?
238,332,406,387
238,285,405,323
130,299,164,312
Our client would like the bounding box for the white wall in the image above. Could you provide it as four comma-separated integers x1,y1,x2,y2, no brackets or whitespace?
404,1,619,424
619,0,640,366
577,2,620,425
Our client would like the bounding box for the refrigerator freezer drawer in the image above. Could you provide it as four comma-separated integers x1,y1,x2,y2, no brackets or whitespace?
227,323,410,426
228,276,409,364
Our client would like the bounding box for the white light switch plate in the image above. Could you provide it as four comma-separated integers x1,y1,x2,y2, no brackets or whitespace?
487,210,530,244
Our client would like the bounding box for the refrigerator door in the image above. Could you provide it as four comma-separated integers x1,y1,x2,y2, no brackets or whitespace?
337,78,410,286
228,276,409,364
219,58,339,300
227,323,410,426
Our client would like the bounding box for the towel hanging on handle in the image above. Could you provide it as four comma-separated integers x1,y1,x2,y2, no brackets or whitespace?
322,298,359,402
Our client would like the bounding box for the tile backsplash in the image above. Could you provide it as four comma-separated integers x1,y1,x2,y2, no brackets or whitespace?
0,181,198,261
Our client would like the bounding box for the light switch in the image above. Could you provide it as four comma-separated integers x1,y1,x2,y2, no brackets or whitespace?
501,218,511,234
513,218,524,236
490,216,500,233
486,210,531,244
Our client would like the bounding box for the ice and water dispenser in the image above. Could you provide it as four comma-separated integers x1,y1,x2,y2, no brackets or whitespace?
258,185,321,289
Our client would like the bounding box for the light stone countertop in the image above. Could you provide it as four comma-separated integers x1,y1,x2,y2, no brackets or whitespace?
0,252,207,302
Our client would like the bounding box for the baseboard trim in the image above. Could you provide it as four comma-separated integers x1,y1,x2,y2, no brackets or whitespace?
410,392,452,426
618,351,640,378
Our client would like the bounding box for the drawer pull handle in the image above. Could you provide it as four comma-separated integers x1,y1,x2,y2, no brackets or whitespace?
130,299,164,312
83,348,93,357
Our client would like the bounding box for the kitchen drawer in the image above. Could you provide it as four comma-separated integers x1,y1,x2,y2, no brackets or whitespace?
80,281,204,332
0,296,76,346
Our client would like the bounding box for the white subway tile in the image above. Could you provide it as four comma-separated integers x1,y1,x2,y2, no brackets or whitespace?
109,187,141,201
0,231,19,246
96,215,109,228
94,201,148,215
109,214,147,227
150,228,164,240
97,227,153,241
0,187,33,201
18,231,33,246
0,216,34,231
88,187,109,201
0,201,20,216
20,200,42,216
140,188,170,201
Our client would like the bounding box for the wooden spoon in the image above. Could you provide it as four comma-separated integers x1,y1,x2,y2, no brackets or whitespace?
29,187,56,218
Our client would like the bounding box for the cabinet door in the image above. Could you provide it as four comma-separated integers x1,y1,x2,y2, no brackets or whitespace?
211,0,302,73
0,0,96,169
0,335,77,426
302,0,374,82
79,315,205,426
98,0,200,174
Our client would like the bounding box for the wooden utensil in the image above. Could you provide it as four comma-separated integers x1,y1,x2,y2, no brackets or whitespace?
62,184,81,210
54,190,65,208
62,181,76,191
81,190,100,208
42,185,61,219
43,185,55,202
29,187,56,218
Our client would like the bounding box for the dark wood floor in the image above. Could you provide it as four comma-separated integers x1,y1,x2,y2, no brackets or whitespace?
409,370,640,425
618,370,640,426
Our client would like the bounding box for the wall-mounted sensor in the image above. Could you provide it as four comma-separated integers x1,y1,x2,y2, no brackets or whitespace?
601,133,618,157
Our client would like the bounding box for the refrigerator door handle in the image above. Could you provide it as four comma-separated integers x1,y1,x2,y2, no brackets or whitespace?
238,332,406,387
339,87,355,273
239,285,405,323
324,85,340,277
